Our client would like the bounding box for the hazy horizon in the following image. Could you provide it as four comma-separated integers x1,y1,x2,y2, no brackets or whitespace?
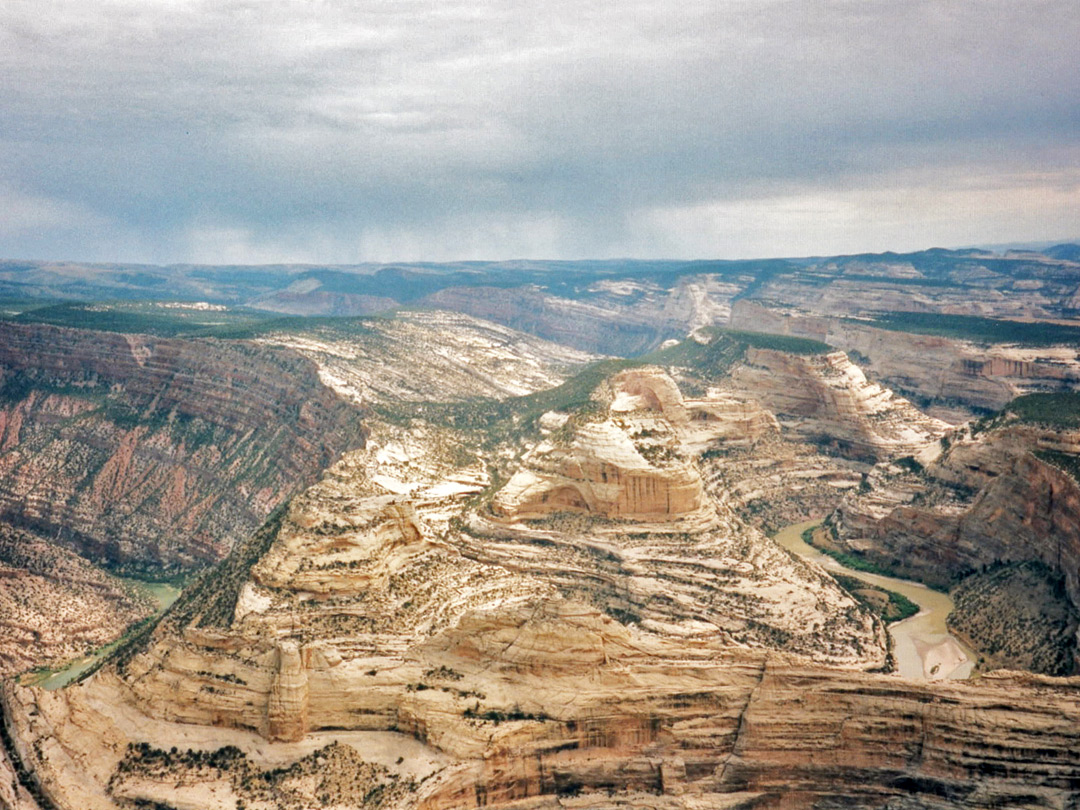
2,1,1077,265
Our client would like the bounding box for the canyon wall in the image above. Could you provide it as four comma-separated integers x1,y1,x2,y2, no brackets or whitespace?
728,347,948,461
833,422,1080,673
0,322,368,572
730,300,1080,415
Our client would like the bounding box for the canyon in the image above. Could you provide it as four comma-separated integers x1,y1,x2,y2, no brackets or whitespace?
828,401,1080,676
2,247,1080,809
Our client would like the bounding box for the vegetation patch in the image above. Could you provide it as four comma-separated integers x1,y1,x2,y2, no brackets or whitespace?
859,311,1080,347
948,561,1077,676
110,740,417,810
464,703,549,724
832,573,920,624
1034,449,1080,483
802,526,946,592
716,328,832,355
1008,392,1080,430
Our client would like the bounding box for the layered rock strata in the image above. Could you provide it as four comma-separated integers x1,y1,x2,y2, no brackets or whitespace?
4,366,1080,810
730,300,1080,415
832,420,1080,673
259,310,599,406
419,271,745,356
727,346,949,461
7,647,1080,810
0,321,369,570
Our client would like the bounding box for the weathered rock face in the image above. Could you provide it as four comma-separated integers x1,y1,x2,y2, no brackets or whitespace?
266,641,310,742
833,420,1080,673
612,366,780,449
727,346,949,461
492,367,779,524
8,649,1080,810
422,285,672,355
0,322,369,571
4,362,1080,810
258,309,599,406
491,420,707,522
419,273,743,357
0,523,154,676
730,300,1080,416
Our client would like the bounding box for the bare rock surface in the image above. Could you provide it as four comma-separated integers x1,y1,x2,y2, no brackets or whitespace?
727,347,949,461
259,310,599,405
832,416,1080,674
730,300,1080,415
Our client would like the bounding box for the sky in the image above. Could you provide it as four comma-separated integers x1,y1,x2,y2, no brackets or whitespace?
1,0,1078,264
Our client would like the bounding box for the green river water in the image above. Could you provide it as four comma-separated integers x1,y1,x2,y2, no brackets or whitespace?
30,578,181,691
29,524,970,689
774,520,974,680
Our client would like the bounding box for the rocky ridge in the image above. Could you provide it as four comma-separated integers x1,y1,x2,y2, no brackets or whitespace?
830,410,1080,674
726,346,950,461
0,321,370,572
3,364,1080,809
420,272,747,356
257,310,598,406
730,300,1080,417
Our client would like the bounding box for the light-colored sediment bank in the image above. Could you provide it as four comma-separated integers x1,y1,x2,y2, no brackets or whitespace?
775,519,975,680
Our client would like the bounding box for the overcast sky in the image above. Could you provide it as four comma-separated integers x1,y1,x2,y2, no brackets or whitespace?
1,0,1077,264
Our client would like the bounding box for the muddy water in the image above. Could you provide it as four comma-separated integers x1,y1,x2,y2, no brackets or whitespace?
774,519,974,681
34,578,182,691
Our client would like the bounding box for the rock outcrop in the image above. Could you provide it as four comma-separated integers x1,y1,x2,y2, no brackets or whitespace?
492,368,778,524
7,648,1080,810
0,321,369,571
730,300,1080,416
728,345,949,461
4,342,1080,810
259,309,599,406
491,420,707,522
831,414,1080,673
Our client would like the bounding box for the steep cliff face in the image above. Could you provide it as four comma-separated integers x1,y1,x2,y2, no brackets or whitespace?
5,352,1080,810
727,346,949,461
0,321,369,571
491,419,708,522
420,273,744,357
8,643,1080,810
730,300,1080,416
4,392,1080,810
832,417,1080,673
421,286,671,355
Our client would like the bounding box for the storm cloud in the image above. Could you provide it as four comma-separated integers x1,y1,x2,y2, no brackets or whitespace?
1,0,1077,262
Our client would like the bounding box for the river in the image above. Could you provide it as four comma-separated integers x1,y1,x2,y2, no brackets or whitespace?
774,519,975,681
30,578,182,691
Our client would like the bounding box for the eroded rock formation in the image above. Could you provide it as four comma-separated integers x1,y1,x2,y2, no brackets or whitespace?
0,321,369,571
730,300,1080,416
3,354,1079,810
727,345,949,461
831,415,1080,673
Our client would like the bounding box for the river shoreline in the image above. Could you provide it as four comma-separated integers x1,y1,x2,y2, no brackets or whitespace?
22,578,181,691
774,519,975,681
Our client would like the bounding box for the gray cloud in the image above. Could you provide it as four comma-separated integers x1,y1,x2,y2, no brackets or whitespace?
1,0,1077,262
